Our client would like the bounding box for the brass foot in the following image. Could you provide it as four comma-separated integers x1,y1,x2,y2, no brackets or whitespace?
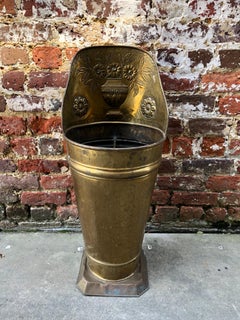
76,250,149,297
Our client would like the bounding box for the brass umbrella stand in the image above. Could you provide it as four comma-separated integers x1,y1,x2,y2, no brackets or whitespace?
62,45,168,297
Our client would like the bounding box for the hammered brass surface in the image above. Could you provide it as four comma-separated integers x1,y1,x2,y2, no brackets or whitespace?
62,45,168,133
62,45,168,294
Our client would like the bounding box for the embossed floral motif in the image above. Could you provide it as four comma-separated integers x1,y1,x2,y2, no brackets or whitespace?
107,63,122,78
73,96,89,117
123,65,137,81
93,64,107,79
141,97,156,118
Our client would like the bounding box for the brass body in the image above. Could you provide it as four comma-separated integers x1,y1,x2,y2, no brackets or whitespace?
62,45,168,296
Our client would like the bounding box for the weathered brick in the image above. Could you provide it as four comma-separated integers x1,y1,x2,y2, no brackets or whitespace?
188,49,213,67
0,160,16,172
1,47,29,65
0,204,5,220
151,189,170,205
30,206,55,221
206,175,240,192
201,71,240,92
179,206,204,222
32,46,62,69
28,116,62,134
219,192,240,206
7,95,44,112
171,191,218,206
153,206,179,222
200,137,225,157
2,71,25,91
0,116,27,135
229,139,240,156
11,137,37,156
167,118,184,136
0,174,39,190
237,121,240,136
40,174,72,189
172,136,193,158
0,22,53,42
21,191,67,206
189,0,217,17
189,118,227,136
205,207,228,223
158,158,177,174
213,21,240,43
160,73,198,91
56,204,78,220
157,48,181,67
0,0,16,15
0,139,9,155
0,96,7,112
6,205,29,221
182,159,234,174
39,138,63,155
0,190,18,204
219,96,240,115
228,207,240,221
157,176,204,191
219,50,240,68
28,71,68,88
18,159,69,173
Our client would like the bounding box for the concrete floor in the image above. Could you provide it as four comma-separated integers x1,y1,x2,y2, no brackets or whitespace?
0,232,240,320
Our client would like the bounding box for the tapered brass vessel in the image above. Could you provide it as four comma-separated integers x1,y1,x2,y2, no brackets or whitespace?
62,45,168,296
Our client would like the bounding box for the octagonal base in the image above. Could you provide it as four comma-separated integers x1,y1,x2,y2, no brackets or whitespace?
76,251,149,297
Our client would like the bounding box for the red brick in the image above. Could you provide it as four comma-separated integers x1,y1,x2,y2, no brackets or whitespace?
11,137,37,156
160,73,198,91
28,71,68,88
32,46,62,69
0,96,7,112
157,176,204,191
219,192,240,206
172,136,193,158
70,188,76,204
40,175,73,189
219,50,240,69
229,139,240,156
201,71,240,92
0,160,16,172
207,176,240,192
18,159,42,173
179,206,204,222
205,207,228,223
228,207,240,221
200,137,225,157
189,118,226,136
56,204,79,220
2,71,25,91
151,189,170,205
0,0,16,15
0,116,26,135
171,191,218,206
66,47,79,60
219,96,240,115
28,116,62,134
162,138,171,154
21,191,67,206
153,206,179,222
1,47,29,65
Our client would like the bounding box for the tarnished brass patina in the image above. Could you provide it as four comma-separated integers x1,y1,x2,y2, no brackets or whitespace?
62,45,168,296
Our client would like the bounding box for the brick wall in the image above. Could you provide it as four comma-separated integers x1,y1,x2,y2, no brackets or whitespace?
0,0,239,232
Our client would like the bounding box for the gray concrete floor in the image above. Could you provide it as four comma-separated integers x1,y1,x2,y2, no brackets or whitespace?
0,232,240,320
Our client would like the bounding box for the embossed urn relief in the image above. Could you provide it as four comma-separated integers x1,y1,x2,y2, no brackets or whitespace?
62,46,168,296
